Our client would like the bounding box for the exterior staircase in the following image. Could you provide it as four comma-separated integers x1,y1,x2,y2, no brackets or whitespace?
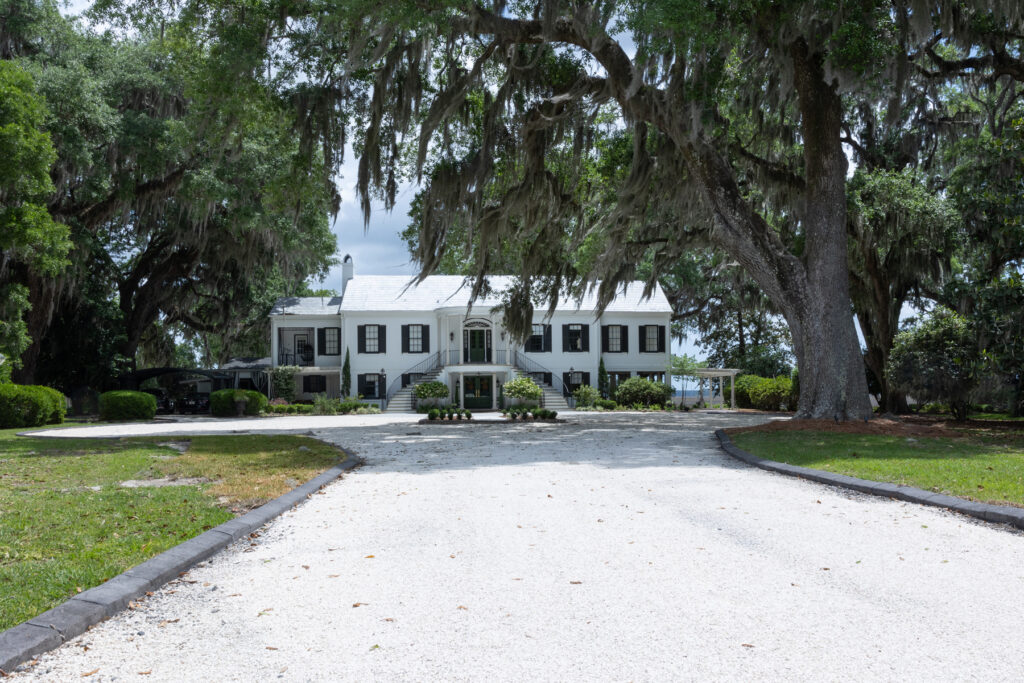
539,384,570,411
385,369,443,413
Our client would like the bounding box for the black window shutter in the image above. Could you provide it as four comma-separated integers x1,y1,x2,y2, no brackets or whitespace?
562,325,570,352
581,325,590,351
317,328,326,355
422,325,430,353
562,372,571,396
601,326,609,353
302,376,311,393
621,325,629,352
401,325,409,353
356,374,366,395
543,325,551,352
638,325,646,352
379,325,386,353
583,372,591,387
658,325,666,353
357,326,366,353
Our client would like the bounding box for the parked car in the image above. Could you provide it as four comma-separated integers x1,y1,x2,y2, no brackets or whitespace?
177,393,210,414
142,388,175,414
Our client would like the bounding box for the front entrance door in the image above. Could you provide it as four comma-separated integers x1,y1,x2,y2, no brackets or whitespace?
464,376,492,409
469,329,487,363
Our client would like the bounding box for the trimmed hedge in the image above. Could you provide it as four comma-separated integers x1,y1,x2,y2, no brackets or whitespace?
99,390,156,421
614,377,673,407
0,384,67,428
414,381,449,399
211,389,268,417
732,374,795,411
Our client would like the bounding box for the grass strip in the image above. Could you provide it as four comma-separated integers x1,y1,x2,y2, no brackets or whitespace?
730,430,1024,508
0,427,343,630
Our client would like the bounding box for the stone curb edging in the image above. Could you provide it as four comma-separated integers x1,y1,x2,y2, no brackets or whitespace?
715,429,1024,531
0,455,363,674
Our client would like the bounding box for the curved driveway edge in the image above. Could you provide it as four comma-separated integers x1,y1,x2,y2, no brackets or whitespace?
0,455,362,674
715,429,1024,531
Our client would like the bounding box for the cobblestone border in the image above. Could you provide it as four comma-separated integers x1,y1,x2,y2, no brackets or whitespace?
716,429,1024,531
0,456,362,674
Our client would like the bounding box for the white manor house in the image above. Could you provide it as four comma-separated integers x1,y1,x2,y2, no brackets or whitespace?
269,257,672,411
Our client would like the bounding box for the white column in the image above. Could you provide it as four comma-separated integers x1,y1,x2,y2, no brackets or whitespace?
459,374,465,410
730,374,736,409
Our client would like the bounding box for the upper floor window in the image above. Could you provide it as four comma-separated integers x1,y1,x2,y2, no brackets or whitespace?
525,324,551,352
358,324,386,354
562,323,589,352
319,327,340,356
402,324,429,353
640,325,666,353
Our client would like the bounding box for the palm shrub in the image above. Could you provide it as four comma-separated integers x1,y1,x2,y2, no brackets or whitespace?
99,390,156,421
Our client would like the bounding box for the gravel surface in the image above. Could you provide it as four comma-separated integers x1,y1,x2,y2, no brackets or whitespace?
13,412,1024,681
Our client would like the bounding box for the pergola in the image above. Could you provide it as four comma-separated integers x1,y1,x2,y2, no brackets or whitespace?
691,368,742,409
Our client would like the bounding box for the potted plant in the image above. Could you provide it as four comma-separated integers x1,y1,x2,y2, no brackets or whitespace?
233,392,249,417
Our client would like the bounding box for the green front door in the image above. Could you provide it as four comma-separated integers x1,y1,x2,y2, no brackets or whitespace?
469,329,487,362
464,376,492,409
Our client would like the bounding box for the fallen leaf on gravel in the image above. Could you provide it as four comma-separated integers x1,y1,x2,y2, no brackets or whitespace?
145,591,154,597
449,554,455,559
227,593,241,597
280,667,287,673
457,605,468,610
265,647,278,651
352,602,367,607
597,519,604,522
138,671,152,675
370,644,380,651
127,601,138,610
569,581,582,585
742,643,755,648
157,619,179,627
203,582,210,587
383,618,394,622
821,567,830,571
547,494,553,498
816,500,821,504
364,555,374,559
328,574,340,578
81,670,99,677
258,608,273,617
302,565,309,569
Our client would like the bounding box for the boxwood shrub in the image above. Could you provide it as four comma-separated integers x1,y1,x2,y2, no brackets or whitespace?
0,384,67,428
99,390,157,421
614,377,673,407
211,389,268,417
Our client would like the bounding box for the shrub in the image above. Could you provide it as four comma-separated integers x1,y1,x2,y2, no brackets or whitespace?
614,377,673,407
573,384,600,408
504,376,542,402
0,384,67,428
99,390,156,421
464,410,472,419
748,377,793,411
313,393,339,415
414,381,450,400
595,398,617,410
733,375,762,409
211,389,268,417
428,408,439,420
270,365,300,403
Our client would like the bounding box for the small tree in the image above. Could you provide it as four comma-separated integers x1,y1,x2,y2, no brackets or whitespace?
887,308,982,421
270,365,300,403
597,357,609,399
342,348,351,397
504,376,542,404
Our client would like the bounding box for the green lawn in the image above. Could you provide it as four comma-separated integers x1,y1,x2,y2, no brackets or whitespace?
0,426,344,630
730,430,1024,508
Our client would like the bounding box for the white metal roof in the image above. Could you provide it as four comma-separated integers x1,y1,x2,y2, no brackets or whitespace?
337,275,672,314
270,296,343,316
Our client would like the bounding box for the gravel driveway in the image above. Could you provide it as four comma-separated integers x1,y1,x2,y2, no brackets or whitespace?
14,412,1024,681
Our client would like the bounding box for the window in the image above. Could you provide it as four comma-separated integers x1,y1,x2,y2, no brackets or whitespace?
303,375,327,393
319,327,340,356
525,324,551,352
358,373,380,398
562,324,589,352
607,326,621,352
570,372,583,385
640,325,665,353
409,325,422,352
358,324,386,353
